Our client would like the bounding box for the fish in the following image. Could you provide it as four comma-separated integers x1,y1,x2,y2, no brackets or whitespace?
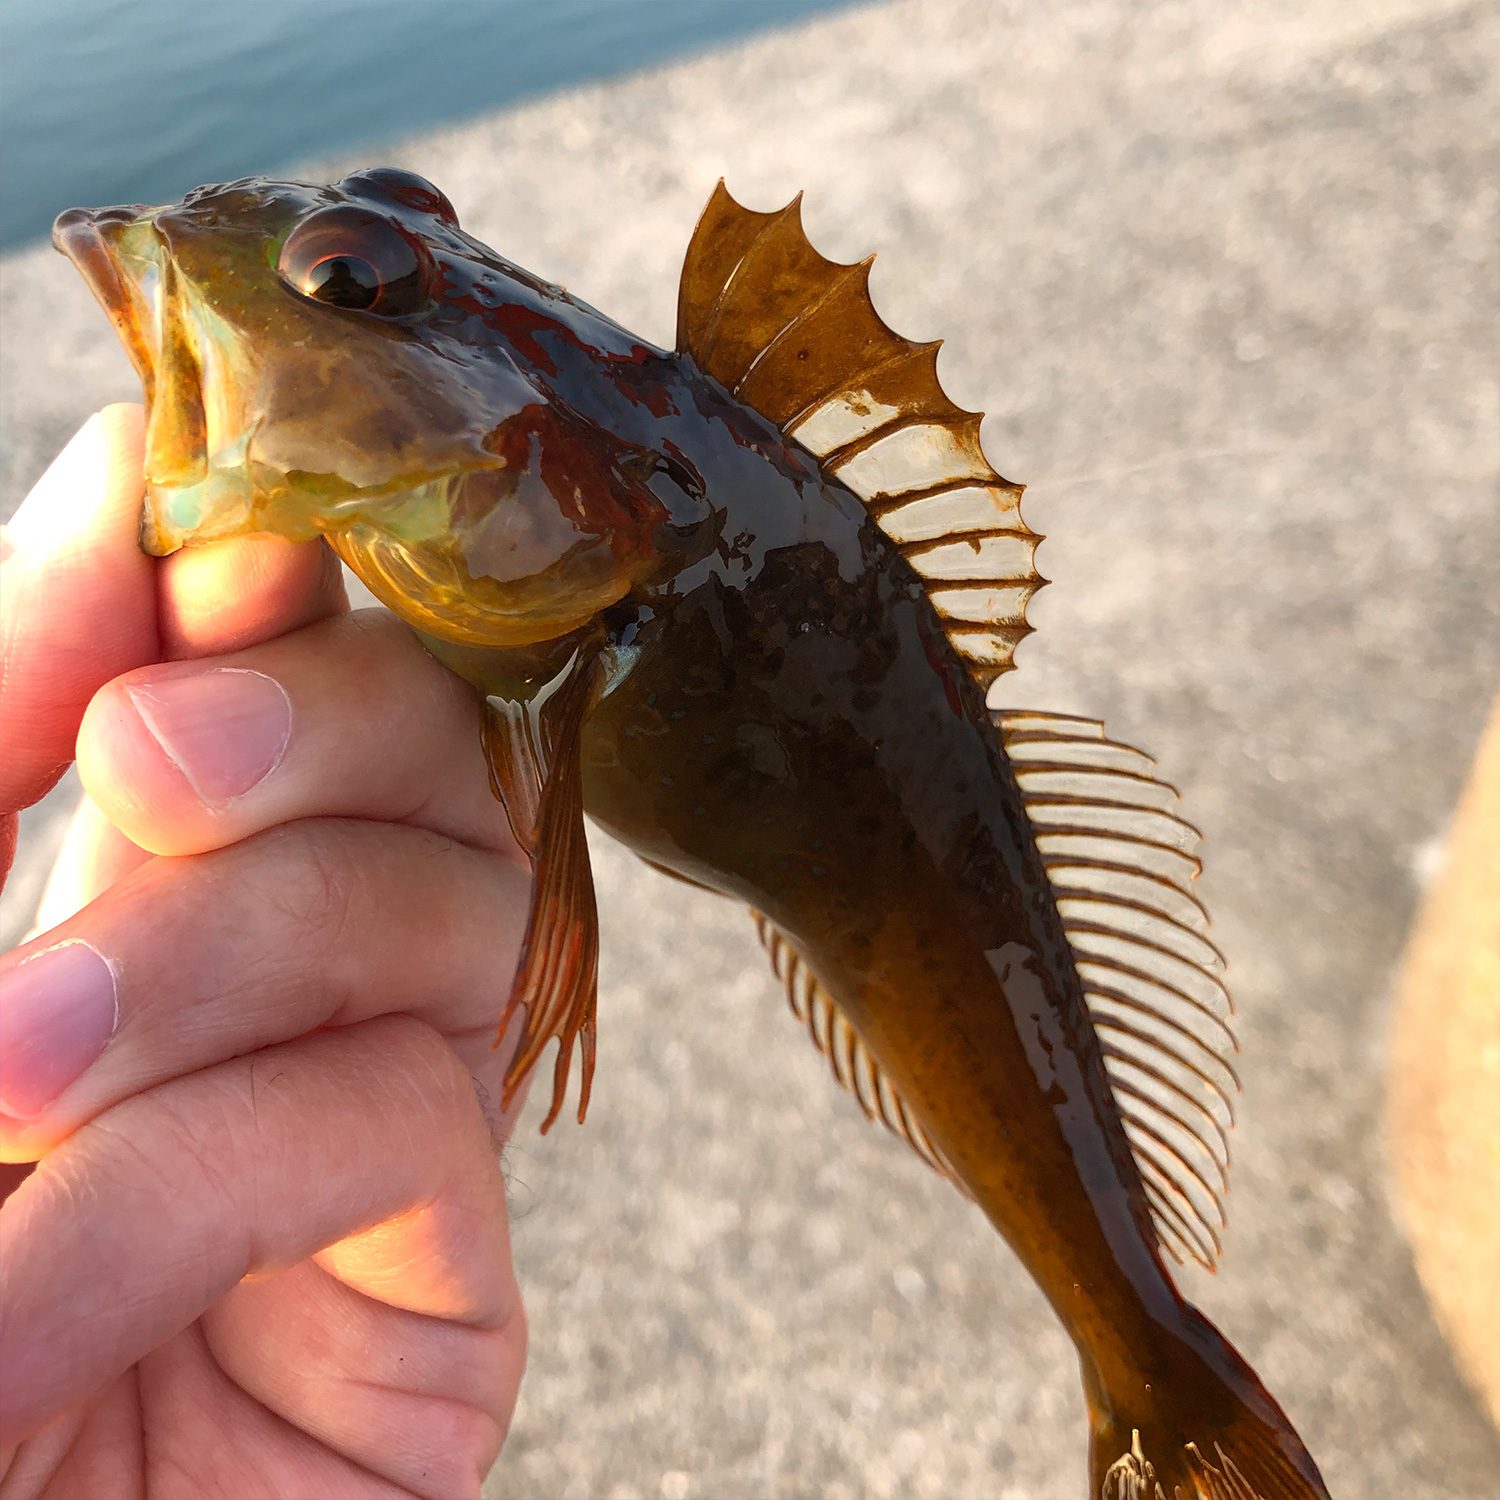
53,168,1331,1500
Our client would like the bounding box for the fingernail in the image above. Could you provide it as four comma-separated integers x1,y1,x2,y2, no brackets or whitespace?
0,941,120,1118
125,667,291,807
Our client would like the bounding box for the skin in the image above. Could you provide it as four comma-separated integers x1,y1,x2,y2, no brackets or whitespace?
0,407,528,1499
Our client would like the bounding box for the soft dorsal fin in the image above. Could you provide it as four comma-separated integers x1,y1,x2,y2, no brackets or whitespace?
997,710,1240,1272
678,182,1044,687
751,912,971,1196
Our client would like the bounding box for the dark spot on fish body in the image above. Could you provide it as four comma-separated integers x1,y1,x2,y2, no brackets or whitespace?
678,666,721,699
484,302,562,377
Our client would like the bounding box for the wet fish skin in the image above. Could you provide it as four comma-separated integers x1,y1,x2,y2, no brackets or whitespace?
53,168,1330,1500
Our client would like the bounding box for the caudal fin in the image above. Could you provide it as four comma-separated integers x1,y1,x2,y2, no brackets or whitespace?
1089,1305,1329,1500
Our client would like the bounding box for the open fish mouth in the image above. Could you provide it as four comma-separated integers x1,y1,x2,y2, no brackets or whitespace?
53,206,161,391
54,204,254,556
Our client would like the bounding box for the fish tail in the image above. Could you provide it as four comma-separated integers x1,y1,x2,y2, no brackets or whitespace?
1087,1303,1329,1500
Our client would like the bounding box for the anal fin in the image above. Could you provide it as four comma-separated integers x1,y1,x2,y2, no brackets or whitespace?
751,912,969,1195
483,653,604,1132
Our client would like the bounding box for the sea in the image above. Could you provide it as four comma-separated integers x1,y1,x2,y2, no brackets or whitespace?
0,0,853,252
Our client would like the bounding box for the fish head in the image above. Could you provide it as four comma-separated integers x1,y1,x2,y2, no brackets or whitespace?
53,168,710,649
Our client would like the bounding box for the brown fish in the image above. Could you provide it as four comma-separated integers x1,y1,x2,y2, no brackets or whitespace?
54,168,1331,1498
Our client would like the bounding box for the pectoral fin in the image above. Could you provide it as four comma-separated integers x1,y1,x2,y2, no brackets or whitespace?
483,653,604,1131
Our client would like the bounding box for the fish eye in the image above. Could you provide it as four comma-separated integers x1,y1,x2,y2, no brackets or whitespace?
344,167,458,225
277,206,432,317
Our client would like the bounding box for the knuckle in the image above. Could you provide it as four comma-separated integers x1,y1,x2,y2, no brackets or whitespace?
251,821,364,953
378,1012,476,1113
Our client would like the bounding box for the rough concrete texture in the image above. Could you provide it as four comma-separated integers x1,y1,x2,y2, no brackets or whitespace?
3,0,1498,1495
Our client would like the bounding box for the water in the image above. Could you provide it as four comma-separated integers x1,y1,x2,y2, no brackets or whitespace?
0,0,854,252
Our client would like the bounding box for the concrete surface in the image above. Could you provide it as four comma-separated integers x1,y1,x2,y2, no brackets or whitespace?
3,0,1498,1496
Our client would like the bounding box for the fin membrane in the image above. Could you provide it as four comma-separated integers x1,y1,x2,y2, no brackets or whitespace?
997,710,1240,1272
1102,1431,1266,1500
1102,1432,1169,1500
483,654,603,1132
752,912,968,1194
1103,1430,1304,1500
678,182,1044,688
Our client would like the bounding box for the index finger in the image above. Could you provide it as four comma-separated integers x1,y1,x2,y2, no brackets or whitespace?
1,404,346,850
1,406,155,816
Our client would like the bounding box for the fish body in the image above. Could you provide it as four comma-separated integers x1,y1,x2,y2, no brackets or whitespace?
54,170,1331,1499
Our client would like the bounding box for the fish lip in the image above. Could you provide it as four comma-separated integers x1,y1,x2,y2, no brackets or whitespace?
54,205,220,556
52,207,158,391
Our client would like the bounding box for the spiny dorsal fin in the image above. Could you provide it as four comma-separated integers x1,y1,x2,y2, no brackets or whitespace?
750,911,971,1196
678,182,1044,687
997,709,1240,1273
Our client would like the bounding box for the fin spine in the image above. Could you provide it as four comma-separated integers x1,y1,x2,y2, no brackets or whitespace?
781,339,942,435
732,256,872,397
693,196,802,371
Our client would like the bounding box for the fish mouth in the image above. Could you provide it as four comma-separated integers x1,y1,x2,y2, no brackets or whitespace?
54,205,243,557
53,206,159,389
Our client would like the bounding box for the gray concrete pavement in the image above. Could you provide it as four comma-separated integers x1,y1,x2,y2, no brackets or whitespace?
3,0,1498,1495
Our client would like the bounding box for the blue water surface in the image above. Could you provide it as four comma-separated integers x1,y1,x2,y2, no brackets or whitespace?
0,0,855,252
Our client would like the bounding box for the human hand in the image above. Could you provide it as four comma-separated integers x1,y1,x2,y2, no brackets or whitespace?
1,407,531,1498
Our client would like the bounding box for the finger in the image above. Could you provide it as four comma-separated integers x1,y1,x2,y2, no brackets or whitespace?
0,1014,520,1491
0,407,155,815
203,1226,525,1493
0,818,528,1153
0,406,346,824
75,608,515,859
158,531,348,661
30,793,151,937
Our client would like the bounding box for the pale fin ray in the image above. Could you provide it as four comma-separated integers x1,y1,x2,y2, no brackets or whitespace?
1041,834,1202,888
1102,1058,1232,1177
1103,1429,1278,1500
997,709,1239,1273
751,911,970,1192
1138,1150,1225,1268
860,483,1022,544
1059,900,1226,975
1090,1009,1240,1119
1050,862,1210,932
1118,1098,1230,1217
1026,799,1203,857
